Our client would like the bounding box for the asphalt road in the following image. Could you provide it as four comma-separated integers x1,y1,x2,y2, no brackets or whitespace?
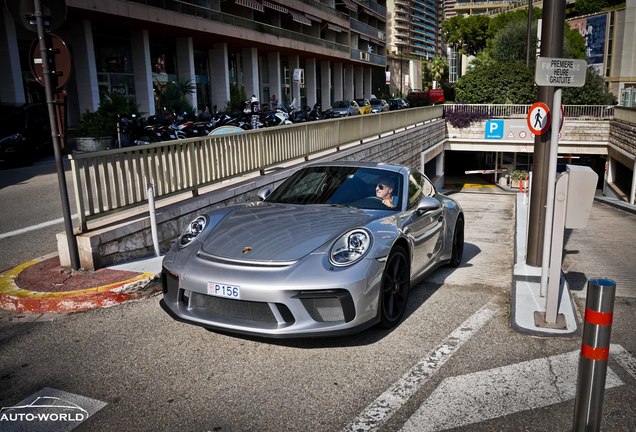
0,156,75,272
1,190,634,432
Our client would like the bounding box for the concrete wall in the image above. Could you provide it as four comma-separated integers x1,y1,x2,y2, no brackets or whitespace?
609,119,636,159
63,120,446,270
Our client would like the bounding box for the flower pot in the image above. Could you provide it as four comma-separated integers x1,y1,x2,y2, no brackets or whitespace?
76,136,113,152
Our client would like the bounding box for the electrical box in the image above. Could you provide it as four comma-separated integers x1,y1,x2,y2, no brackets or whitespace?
563,165,598,229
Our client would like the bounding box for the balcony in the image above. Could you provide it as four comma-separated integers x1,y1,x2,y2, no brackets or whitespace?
350,48,387,66
350,18,386,42
126,0,349,54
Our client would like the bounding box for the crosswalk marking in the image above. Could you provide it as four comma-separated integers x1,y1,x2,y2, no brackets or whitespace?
399,349,627,432
343,302,499,432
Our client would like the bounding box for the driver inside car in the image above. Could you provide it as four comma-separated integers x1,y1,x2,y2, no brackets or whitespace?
376,177,397,208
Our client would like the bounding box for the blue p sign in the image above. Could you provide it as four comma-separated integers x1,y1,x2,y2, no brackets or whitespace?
485,120,504,139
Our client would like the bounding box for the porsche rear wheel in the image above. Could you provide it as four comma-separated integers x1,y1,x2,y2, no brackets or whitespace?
379,245,410,328
449,215,464,268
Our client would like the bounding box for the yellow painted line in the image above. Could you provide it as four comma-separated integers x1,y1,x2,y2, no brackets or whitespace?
463,183,496,189
0,258,155,300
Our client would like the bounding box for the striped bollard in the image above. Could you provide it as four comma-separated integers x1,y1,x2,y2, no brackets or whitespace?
573,278,616,431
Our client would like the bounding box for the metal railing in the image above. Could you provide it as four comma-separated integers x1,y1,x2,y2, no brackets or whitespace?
443,104,616,120
69,106,443,232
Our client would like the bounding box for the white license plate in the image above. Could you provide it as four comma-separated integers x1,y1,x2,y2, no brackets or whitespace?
207,282,240,299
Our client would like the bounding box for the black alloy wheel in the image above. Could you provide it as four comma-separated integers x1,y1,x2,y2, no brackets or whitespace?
379,245,410,328
449,215,464,268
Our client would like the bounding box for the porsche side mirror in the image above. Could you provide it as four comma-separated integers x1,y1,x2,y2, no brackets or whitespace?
257,187,272,201
416,196,441,213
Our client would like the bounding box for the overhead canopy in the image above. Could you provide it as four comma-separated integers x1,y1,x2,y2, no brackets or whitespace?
262,0,287,14
235,0,264,13
289,10,311,26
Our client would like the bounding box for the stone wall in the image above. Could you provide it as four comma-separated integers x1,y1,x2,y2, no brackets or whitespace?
60,119,446,270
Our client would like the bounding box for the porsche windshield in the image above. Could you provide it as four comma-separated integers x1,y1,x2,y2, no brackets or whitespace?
265,166,402,210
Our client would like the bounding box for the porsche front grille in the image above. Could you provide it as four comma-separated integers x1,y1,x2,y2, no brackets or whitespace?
183,290,294,329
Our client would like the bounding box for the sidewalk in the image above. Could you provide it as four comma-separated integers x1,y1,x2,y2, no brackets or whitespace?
0,253,163,313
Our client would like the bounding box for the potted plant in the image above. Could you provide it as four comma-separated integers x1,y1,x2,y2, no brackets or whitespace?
510,169,529,188
74,93,138,152
75,110,115,151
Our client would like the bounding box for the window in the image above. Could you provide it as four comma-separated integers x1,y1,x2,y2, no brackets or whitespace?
408,169,436,208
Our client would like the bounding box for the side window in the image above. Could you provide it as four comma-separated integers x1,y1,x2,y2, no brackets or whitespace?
422,174,436,197
408,171,423,208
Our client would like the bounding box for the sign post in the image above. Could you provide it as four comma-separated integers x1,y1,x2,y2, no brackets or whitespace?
6,0,80,270
534,56,587,326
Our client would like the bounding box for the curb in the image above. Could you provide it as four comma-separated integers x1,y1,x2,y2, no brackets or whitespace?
0,256,160,314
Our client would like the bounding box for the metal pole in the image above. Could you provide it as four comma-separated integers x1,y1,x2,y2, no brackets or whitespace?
526,0,565,266
526,0,534,67
573,278,616,431
539,89,562,299
147,184,161,258
33,0,80,270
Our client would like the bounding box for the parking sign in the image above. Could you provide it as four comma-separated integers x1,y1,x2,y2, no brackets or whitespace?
484,120,504,139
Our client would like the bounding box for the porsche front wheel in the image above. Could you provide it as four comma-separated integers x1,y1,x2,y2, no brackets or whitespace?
449,215,464,268
378,245,410,328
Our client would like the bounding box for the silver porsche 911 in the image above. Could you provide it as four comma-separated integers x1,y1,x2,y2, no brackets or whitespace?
160,161,464,337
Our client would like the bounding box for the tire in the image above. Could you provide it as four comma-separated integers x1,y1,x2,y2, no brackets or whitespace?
449,215,464,268
378,245,410,328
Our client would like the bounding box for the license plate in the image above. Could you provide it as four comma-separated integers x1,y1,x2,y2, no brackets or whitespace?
207,282,240,299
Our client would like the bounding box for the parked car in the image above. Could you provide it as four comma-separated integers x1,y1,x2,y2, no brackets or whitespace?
370,98,390,113
388,98,410,111
0,103,52,167
160,161,465,338
323,100,360,118
355,98,372,115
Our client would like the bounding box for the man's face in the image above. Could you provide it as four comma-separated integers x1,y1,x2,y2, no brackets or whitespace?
376,182,393,200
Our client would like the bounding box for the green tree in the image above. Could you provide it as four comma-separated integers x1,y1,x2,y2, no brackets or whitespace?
454,62,536,104
575,0,608,15
562,67,617,105
430,55,448,89
442,15,492,56
491,20,538,64
488,7,541,36
159,78,196,116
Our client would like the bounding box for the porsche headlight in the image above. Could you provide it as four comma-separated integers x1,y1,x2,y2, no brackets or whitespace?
330,229,372,267
178,216,207,248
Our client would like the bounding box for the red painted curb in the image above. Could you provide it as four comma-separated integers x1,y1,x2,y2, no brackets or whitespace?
0,256,161,314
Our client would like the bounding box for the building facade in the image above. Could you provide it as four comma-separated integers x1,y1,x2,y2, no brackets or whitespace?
385,0,442,95
0,0,388,124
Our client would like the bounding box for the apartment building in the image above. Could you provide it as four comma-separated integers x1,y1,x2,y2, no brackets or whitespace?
385,0,441,95
0,0,387,124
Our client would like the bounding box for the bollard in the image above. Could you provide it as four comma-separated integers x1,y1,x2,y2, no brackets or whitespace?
573,278,616,431
147,184,161,258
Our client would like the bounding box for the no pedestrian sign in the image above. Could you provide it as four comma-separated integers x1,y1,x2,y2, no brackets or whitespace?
527,102,550,136
535,57,587,87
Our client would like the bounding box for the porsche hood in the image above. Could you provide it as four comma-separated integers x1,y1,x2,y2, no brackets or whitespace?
200,203,375,262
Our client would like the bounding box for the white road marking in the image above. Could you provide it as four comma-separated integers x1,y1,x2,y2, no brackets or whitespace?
0,215,78,240
399,349,626,432
344,301,499,432
611,343,636,381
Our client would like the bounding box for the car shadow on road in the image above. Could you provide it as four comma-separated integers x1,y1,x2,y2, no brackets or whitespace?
212,242,482,349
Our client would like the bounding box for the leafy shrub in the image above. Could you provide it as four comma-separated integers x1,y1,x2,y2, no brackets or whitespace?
444,105,490,128
511,169,529,181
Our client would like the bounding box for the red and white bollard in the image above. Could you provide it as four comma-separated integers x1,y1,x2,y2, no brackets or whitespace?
573,278,616,431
